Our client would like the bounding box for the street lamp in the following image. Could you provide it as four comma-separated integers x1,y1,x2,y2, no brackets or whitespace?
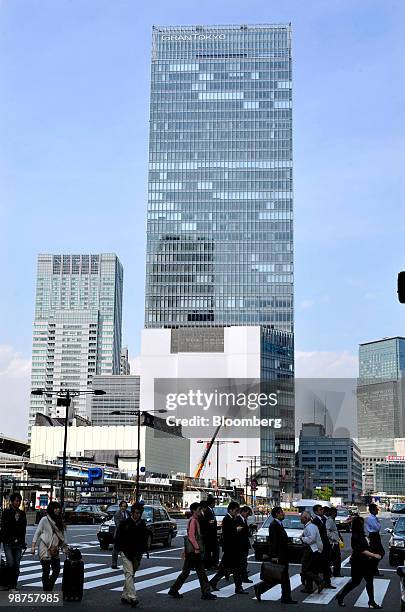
110,409,166,501
196,439,239,498
31,388,106,511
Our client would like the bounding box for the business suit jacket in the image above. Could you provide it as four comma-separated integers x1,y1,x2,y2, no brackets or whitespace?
235,515,251,553
269,520,289,566
312,515,330,551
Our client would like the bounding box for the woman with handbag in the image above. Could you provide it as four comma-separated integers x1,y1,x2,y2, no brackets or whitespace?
336,516,382,609
168,502,217,600
31,502,69,592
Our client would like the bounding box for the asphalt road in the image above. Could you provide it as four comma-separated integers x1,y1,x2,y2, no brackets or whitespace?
2,515,402,611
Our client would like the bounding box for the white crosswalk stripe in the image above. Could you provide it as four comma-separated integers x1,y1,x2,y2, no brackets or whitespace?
14,558,395,606
158,572,214,594
21,563,102,584
303,577,350,604
260,573,303,600
215,572,261,598
354,578,391,608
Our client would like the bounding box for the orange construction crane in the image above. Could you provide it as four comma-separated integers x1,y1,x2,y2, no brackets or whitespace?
193,424,222,478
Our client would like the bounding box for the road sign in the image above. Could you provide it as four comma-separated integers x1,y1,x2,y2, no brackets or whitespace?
87,467,104,485
79,496,116,505
250,479,258,491
77,486,110,493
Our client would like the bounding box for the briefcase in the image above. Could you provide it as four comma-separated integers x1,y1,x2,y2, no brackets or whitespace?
260,561,285,583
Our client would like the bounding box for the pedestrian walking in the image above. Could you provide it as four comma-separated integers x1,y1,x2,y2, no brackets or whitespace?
325,507,342,577
31,502,68,592
235,506,253,583
209,501,248,595
114,502,148,607
111,500,130,569
300,511,325,594
312,504,335,589
168,502,217,600
254,507,297,604
202,496,219,569
0,492,27,592
336,515,382,608
366,504,385,576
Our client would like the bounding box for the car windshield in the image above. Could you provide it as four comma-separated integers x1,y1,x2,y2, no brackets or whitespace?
107,505,119,513
282,516,302,529
214,507,228,516
262,516,273,528
75,506,93,512
394,518,405,534
142,507,153,522
391,504,405,514
337,510,349,516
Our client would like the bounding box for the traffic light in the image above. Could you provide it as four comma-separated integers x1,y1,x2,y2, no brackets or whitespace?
398,271,405,303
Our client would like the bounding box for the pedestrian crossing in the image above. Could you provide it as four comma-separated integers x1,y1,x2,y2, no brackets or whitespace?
16,559,393,606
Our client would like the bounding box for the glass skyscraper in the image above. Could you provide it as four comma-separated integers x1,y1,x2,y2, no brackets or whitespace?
144,24,295,492
145,24,293,330
29,253,123,436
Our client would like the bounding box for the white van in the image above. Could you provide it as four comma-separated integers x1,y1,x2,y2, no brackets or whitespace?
292,499,332,514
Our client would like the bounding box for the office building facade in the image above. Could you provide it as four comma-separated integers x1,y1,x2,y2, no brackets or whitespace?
120,347,131,375
145,24,293,329
357,337,405,477
29,254,123,434
296,423,363,502
375,458,405,496
144,24,295,492
90,374,140,426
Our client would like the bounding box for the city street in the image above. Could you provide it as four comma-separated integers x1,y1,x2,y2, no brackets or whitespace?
6,515,401,611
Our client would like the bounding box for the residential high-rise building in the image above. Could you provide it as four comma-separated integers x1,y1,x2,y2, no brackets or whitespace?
144,25,295,492
29,253,123,436
120,346,131,375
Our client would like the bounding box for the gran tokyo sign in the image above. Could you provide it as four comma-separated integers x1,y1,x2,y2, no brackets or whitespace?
161,34,226,41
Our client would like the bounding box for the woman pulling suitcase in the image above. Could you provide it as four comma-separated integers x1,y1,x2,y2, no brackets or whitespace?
31,502,70,592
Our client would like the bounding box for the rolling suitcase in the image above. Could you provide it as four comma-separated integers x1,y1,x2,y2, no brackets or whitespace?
62,549,84,601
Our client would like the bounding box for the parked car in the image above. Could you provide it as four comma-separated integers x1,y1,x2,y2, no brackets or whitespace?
253,512,304,562
388,517,405,566
97,504,177,550
347,505,359,515
391,503,405,526
64,504,108,525
214,505,257,537
335,508,352,532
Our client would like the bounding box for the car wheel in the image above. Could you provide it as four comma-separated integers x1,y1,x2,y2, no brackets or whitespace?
255,551,263,561
164,533,172,547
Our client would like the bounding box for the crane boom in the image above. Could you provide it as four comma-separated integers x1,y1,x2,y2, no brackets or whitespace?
193,424,222,478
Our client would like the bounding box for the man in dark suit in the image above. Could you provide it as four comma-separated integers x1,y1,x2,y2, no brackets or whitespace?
312,504,335,589
235,506,253,582
201,496,219,569
254,507,297,604
209,501,248,595
111,500,130,569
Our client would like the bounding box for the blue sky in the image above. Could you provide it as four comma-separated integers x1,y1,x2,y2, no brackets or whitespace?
0,0,404,436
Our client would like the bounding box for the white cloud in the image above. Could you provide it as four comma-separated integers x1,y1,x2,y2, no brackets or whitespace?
0,345,31,440
295,349,358,378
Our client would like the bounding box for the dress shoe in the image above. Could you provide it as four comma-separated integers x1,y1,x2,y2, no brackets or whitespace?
254,585,262,602
168,589,183,598
243,578,254,583
209,581,219,591
336,594,346,607
325,584,337,589
202,593,217,600
235,588,249,594
367,603,382,610
317,581,325,594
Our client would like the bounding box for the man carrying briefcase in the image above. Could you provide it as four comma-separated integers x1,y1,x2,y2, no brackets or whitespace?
254,507,297,604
